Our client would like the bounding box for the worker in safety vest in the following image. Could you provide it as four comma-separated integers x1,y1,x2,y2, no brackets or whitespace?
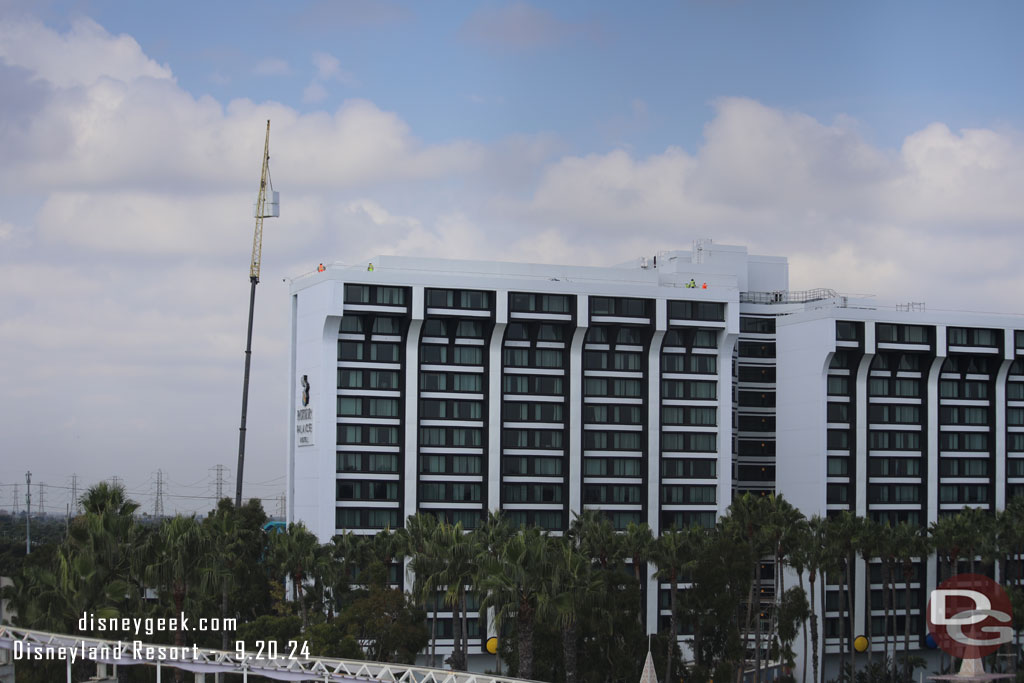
687,278,696,288
367,263,374,272
317,263,325,272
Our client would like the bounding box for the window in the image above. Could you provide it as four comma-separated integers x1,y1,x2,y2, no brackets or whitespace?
827,457,849,476
452,374,482,392
868,458,920,476
339,369,363,388
836,321,858,341
669,301,725,322
828,377,850,395
536,350,564,367
452,456,481,474
939,459,989,477
338,397,362,416
692,330,717,348
456,320,484,338
339,342,364,361
827,403,850,423
369,371,399,389
537,324,564,341
421,345,447,364
661,485,716,504
740,317,775,334
377,287,405,305
738,341,776,359
869,404,920,424
662,459,716,478
344,284,370,303
827,430,849,450
738,366,775,383
370,343,399,362
340,316,363,333
940,485,989,504
869,431,921,450
940,432,989,451
826,484,849,504
372,317,399,334
422,319,447,337
616,328,641,345
504,348,529,366
460,290,489,309
453,346,483,365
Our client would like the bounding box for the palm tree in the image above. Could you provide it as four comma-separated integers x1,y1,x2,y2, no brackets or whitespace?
854,517,882,668
788,518,815,683
892,522,930,680
269,521,321,629
141,515,211,683
400,513,444,666
825,511,862,681
541,537,606,683
623,521,654,623
477,527,550,679
569,509,621,570
721,492,772,682
651,525,692,683
435,521,476,670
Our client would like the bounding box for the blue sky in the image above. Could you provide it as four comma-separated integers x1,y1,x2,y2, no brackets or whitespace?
1,0,1023,514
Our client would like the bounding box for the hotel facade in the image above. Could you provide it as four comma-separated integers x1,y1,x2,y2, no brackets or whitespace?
286,241,1024,665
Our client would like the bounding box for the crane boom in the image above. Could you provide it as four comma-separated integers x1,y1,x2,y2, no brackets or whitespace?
250,120,271,281
236,119,277,507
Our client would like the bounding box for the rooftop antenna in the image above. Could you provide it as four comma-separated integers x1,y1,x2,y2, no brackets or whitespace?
236,120,279,507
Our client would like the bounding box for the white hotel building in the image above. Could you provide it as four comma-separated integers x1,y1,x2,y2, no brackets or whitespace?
286,240,1024,663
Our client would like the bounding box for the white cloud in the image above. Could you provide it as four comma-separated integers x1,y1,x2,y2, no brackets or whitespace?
302,81,327,104
253,57,291,76
0,17,172,87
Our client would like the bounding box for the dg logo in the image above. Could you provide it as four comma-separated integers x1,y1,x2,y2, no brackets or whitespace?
927,573,1013,659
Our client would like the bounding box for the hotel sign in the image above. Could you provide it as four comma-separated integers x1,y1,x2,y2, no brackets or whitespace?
296,374,314,446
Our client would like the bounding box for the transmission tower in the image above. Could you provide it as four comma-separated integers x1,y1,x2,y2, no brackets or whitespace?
277,492,286,518
110,476,122,489
37,482,45,515
70,473,80,515
154,469,165,518
12,484,18,513
211,465,228,501
25,471,31,554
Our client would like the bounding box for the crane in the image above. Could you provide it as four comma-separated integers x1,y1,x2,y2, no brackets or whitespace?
236,120,279,507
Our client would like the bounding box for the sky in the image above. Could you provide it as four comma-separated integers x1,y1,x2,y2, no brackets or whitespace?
1,0,1023,516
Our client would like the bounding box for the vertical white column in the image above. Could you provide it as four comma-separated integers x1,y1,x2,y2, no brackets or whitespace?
404,286,424,522
927,326,946,529
647,299,667,535
717,315,737,518
645,299,666,638
488,291,508,511
287,293,298,525
568,295,588,518
853,322,875,639
994,328,1014,514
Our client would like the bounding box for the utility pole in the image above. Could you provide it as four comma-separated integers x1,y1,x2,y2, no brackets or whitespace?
236,120,278,507
25,471,31,554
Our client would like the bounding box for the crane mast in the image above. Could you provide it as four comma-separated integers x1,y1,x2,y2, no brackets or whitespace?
236,120,277,507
